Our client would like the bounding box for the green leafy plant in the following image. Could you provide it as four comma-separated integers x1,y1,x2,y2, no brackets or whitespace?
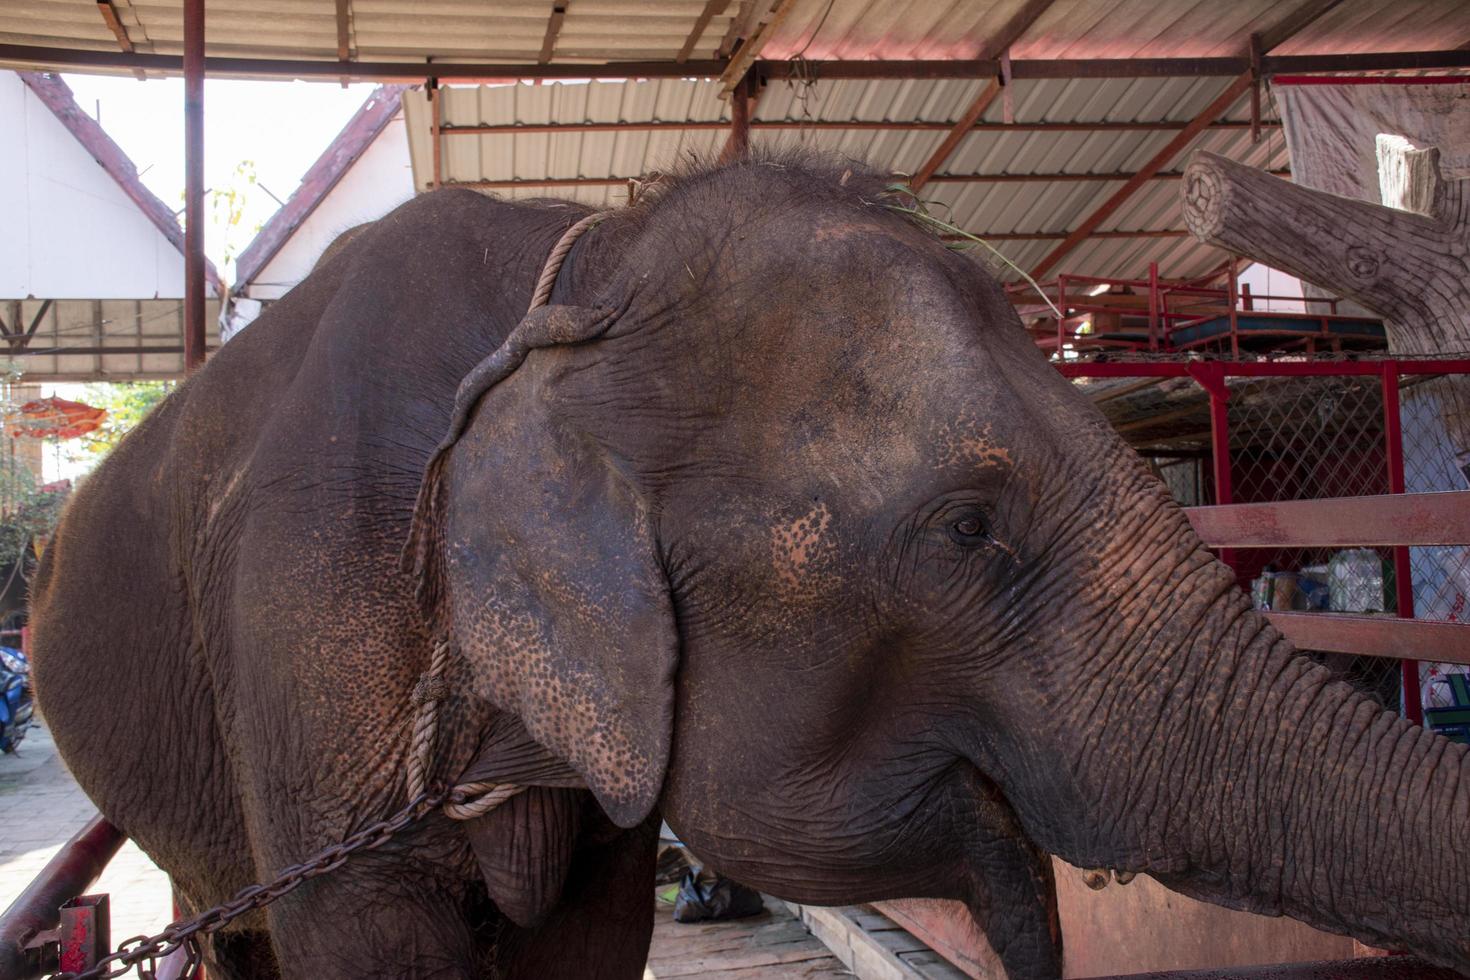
0,465,68,569
60,381,174,465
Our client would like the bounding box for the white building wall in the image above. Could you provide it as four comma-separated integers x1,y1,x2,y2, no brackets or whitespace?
246,113,414,301
0,72,185,300
1236,263,1306,314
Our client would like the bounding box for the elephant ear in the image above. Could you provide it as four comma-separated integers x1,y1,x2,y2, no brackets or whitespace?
404,304,679,828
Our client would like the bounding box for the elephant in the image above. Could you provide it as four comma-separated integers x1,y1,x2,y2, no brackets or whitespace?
30,152,1470,979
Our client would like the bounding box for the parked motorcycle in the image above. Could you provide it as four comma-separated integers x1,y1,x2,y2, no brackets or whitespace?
0,645,33,753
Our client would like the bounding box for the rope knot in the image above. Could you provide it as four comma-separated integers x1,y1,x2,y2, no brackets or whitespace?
411,674,447,706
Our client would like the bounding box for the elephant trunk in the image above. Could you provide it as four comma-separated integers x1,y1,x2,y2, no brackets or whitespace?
1046,482,1470,969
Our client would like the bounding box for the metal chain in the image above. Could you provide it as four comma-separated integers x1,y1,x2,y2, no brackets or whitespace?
63,638,539,978
59,790,444,980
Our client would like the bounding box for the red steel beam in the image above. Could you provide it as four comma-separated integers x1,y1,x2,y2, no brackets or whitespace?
1266,612,1470,665
182,0,205,373
3,47,1468,83
429,82,443,189
720,72,754,162
955,230,1186,241
437,120,1275,135
924,169,1287,183
1381,367,1423,724
449,170,1284,190
1185,491,1470,548
1055,360,1470,379
1030,72,1254,279
909,79,1002,193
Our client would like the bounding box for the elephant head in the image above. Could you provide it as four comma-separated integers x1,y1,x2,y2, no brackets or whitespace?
408,155,1470,979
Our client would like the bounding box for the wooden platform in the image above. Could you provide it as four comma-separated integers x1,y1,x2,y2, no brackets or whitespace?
644,892,850,979
788,903,970,980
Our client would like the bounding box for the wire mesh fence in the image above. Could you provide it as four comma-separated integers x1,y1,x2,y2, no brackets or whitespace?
1081,357,1470,724
1225,373,1402,711
1399,377,1470,730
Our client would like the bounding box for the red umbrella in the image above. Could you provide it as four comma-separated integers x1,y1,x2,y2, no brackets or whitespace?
6,397,107,440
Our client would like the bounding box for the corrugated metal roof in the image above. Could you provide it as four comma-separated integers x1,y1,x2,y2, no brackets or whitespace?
402,73,1288,282
2,0,1467,65
759,0,1470,60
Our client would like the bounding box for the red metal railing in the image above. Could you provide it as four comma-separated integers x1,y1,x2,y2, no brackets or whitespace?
1059,357,1470,724
1012,261,1372,357
0,818,124,979
0,818,202,980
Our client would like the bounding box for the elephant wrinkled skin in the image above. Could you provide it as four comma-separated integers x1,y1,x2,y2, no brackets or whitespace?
30,154,1470,979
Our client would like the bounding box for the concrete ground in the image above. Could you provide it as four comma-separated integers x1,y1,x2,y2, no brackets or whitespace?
0,719,172,971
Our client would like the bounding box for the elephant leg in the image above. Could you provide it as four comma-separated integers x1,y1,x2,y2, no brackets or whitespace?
495,810,659,980
203,929,282,980
262,857,481,980
961,774,1063,980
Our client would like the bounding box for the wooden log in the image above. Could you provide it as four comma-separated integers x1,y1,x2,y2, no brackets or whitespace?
1181,147,1470,474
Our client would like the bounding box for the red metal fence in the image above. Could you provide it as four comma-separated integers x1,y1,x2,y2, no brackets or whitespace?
1061,357,1470,725
1013,264,1384,357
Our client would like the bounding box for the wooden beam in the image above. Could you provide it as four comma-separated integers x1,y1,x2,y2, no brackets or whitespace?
717,0,797,98
678,0,731,64
96,0,146,79
539,2,568,64
334,0,353,63
182,0,205,373
438,119,1276,137
718,0,756,59
979,0,1057,60
1186,491,1470,548
1266,612,1470,665
1256,0,1348,53
909,79,1002,193
95,1,134,53
1031,72,1253,279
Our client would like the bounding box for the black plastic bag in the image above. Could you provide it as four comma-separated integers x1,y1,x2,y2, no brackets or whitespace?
655,844,691,886
672,865,766,923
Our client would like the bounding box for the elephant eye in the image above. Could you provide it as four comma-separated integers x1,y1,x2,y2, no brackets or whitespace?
948,513,990,547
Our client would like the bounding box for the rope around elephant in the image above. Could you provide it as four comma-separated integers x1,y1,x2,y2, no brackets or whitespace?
407,210,608,820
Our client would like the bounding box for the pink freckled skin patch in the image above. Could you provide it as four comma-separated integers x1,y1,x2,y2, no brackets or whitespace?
935,415,1013,471
771,501,833,590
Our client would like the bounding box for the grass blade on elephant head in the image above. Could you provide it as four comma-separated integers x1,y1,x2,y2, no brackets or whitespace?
878,184,1062,322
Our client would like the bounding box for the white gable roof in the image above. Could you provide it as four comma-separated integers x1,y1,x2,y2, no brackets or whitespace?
234,86,412,304
245,109,413,301
0,71,209,301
